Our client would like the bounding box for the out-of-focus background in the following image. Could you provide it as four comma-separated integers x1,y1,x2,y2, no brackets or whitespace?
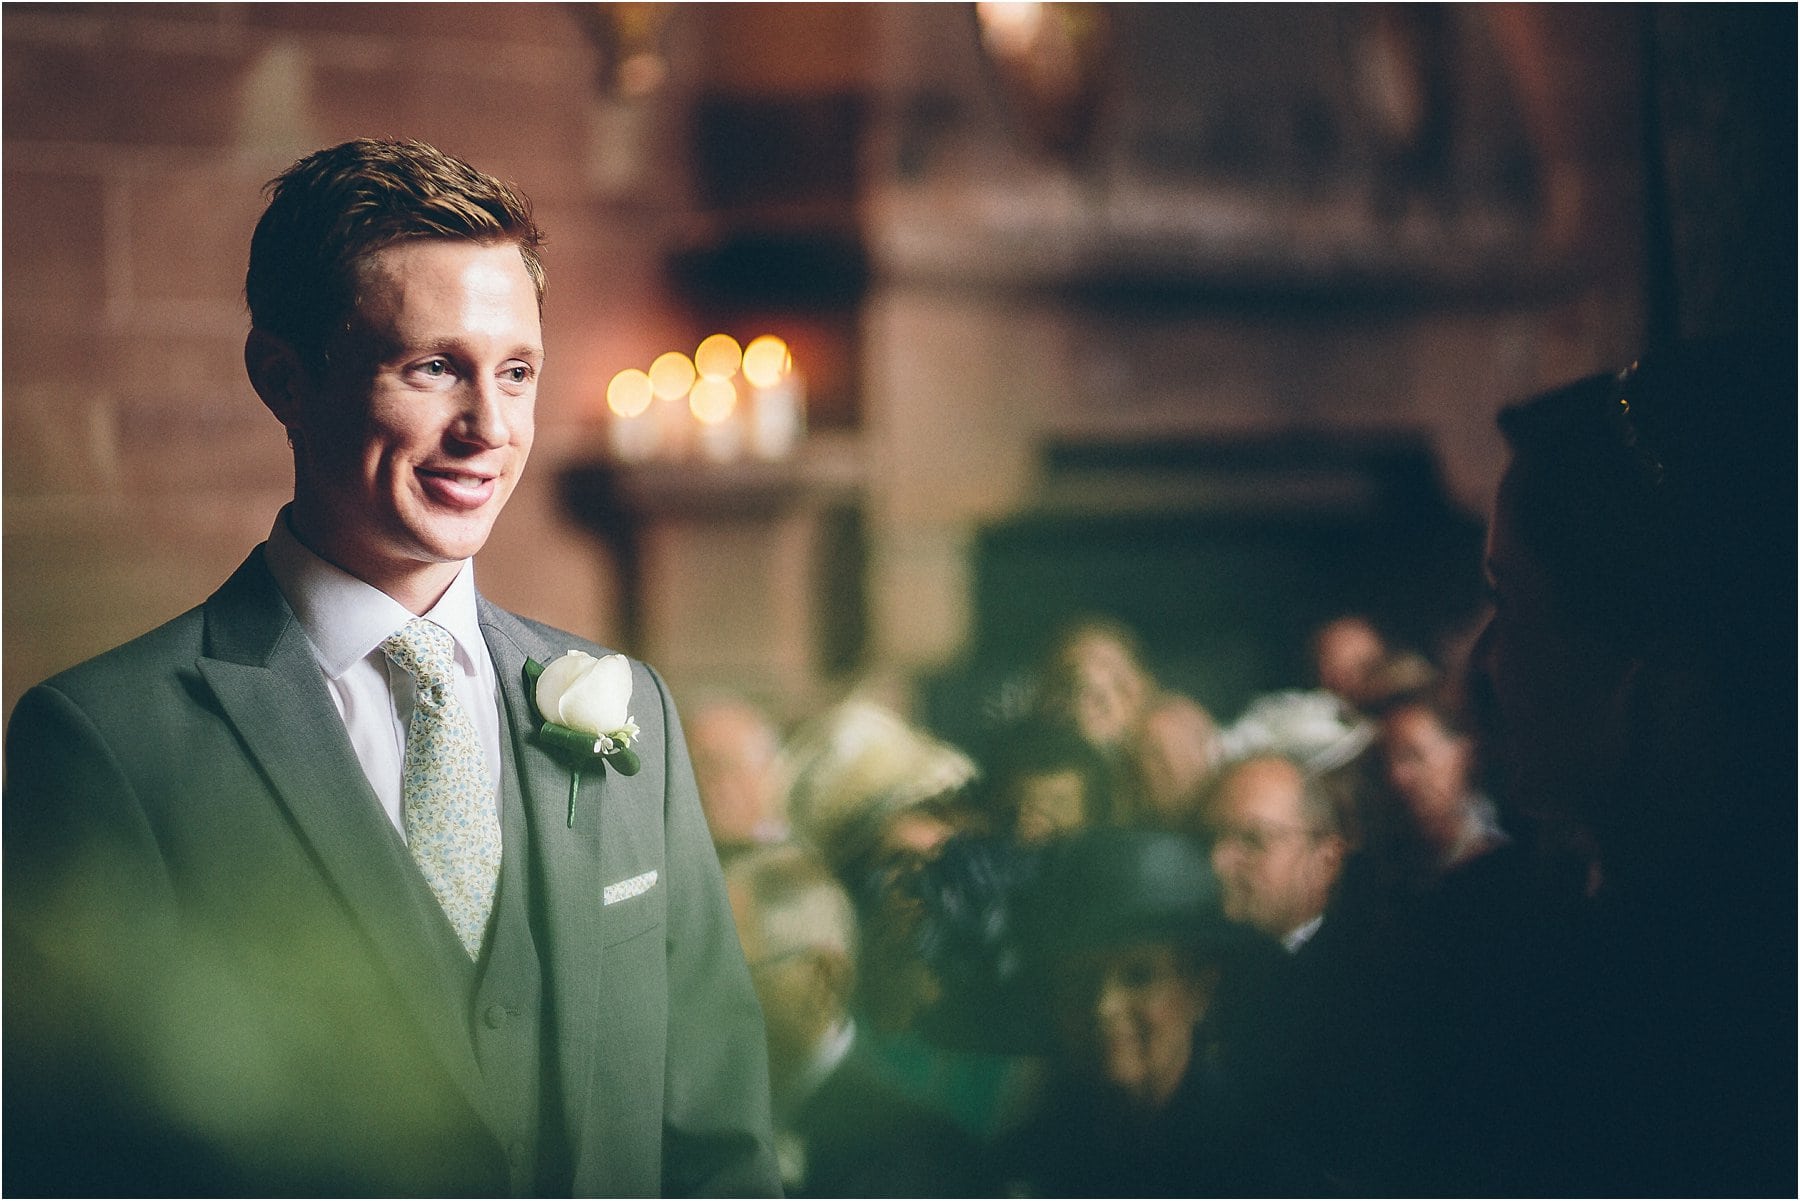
3,2,1790,729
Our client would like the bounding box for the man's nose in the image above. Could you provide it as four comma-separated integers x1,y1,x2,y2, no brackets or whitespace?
456,377,512,448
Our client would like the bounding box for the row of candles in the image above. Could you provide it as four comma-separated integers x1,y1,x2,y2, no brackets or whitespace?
606,333,805,462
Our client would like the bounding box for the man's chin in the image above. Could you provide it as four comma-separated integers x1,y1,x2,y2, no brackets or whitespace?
406,512,504,563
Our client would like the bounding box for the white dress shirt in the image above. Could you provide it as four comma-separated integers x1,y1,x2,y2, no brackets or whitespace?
772,1018,856,1189
1282,912,1325,954
262,512,502,839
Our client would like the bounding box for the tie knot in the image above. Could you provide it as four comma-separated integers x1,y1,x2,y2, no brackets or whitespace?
381,618,458,695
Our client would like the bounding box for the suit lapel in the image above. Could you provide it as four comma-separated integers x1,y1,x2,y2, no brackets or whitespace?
193,552,492,1134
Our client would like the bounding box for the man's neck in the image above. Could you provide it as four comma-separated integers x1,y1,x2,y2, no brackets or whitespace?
284,507,461,615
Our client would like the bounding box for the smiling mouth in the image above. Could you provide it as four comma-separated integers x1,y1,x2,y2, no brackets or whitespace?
417,467,499,509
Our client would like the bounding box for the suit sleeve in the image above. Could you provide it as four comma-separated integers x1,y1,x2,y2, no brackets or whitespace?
648,666,783,1197
4,682,178,913
3,683,197,1194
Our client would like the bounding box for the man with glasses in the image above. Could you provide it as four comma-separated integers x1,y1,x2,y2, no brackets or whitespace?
724,844,988,1198
1205,754,1347,949
1201,753,1419,1193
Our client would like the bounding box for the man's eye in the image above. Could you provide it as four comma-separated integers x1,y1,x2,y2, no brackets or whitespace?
418,359,449,378
505,365,530,383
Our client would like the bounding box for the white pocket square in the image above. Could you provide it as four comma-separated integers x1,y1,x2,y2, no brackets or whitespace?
604,870,658,906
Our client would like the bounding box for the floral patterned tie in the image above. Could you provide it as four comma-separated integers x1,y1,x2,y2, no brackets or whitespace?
381,617,500,960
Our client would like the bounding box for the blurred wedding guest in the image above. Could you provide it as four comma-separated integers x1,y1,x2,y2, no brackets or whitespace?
725,845,993,1198
1200,753,1419,1194
999,828,1249,1198
1040,617,1155,755
1204,755,1347,953
776,701,1021,1135
1127,693,1223,831
1219,652,1432,916
1310,614,1388,711
1377,693,1507,882
780,699,978,899
688,694,787,854
1039,615,1219,826
981,717,1112,844
904,834,1046,1051
1426,339,1794,1195
1333,651,1439,897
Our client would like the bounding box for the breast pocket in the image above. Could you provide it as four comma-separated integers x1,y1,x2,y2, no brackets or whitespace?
600,867,665,947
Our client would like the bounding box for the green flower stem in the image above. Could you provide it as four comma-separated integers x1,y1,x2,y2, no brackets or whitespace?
568,770,580,828
540,722,602,759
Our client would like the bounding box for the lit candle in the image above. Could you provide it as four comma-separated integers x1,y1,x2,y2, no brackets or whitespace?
742,335,804,459
606,368,659,461
690,375,743,462
751,370,805,459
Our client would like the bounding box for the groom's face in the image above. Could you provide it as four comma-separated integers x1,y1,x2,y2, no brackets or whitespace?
290,238,542,594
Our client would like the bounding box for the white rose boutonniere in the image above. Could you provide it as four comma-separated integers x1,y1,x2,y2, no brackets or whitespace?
524,651,642,827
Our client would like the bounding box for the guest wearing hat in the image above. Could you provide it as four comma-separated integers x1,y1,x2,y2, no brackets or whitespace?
779,700,978,884
776,699,981,1033
775,701,1030,1140
997,828,1259,1198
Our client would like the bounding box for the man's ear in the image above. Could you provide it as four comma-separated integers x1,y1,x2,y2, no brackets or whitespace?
245,328,309,429
1315,831,1348,884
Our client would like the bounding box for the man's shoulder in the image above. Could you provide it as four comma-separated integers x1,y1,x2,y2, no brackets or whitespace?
29,604,210,708
22,550,273,710
5,603,219,781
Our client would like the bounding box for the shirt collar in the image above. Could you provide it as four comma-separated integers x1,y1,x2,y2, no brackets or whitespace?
1282,912,1325,954
778,1018,855,1123
263,509,487,680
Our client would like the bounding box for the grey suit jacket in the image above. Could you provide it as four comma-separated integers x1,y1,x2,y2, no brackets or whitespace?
3,549,780,1197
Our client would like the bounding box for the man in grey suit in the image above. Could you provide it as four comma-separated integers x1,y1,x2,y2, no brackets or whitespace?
3,139,782,1197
